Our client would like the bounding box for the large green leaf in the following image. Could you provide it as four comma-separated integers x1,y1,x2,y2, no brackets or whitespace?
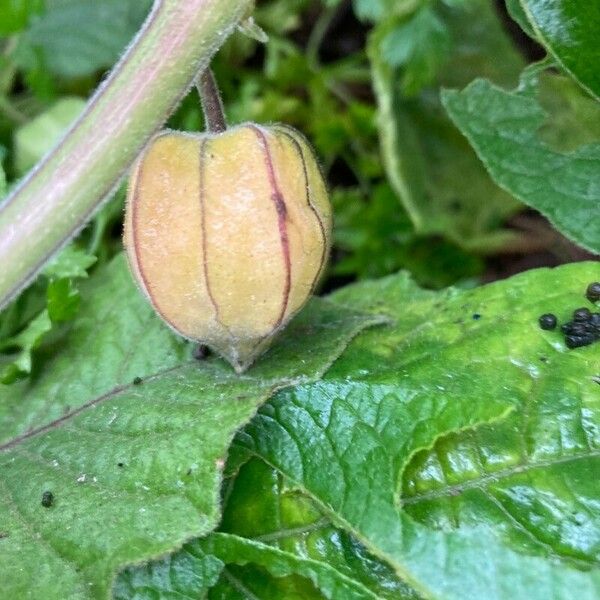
0,255,381,600
117,456,415,599
234,262,600,598
370,0,525,252
442,68,600,254
118,261,600,598
520,0,600,100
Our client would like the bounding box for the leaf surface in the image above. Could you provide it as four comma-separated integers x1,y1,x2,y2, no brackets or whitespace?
443,70,600,253
0,255,381,599
370,0,524,251
120,261,600,599
116,456,418,599
235,262,600,599
520,0,600,100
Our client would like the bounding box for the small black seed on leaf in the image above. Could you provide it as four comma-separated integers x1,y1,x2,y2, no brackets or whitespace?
133,377,142,385
41,491,54,508
538,314,557,330
117,462,124,468
586,282,600,303
565,334,595,349
573,307,592,322
562,322,590,335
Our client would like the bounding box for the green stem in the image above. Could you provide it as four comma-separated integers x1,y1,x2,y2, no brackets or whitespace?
0,0,252,310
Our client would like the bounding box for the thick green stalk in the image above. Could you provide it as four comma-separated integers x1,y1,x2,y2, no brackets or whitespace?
0,0,252,310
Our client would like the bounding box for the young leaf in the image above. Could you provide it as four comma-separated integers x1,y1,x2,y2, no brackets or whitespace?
520,0,600,100
0,310,51,384
235,261,600,598
380,6,450,96
0,255,381,600
370,0,525,252
442,70,600,254
0,245,96,383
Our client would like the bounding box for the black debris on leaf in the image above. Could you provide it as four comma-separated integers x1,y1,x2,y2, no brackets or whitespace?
538,285,600,350
586,282,600,303
41,491,54,508
193,344,210,360
573,307,592,322
132,376,142,385
566,334,596,349
538,314,557,330
560,310,600,350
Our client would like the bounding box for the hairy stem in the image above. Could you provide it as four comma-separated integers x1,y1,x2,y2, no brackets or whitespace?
197,69,227,133
0,0,252,310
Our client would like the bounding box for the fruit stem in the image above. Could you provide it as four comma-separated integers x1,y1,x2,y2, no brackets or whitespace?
197,68,227,133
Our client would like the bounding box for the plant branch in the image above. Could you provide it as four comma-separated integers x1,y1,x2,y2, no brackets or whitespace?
0,0,253,311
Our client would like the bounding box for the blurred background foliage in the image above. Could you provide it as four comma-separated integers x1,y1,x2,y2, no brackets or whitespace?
0,0,595,382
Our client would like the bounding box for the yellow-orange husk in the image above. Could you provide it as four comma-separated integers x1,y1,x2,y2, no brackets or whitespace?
123,123,332,372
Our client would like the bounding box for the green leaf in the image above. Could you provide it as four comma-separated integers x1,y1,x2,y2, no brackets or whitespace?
114,543,225,599
0,310,51,384
505,0,537,39
442,69,600,254
16,0,153,79
352,0,418,22
0,245,96,384
43,245,97,280
370,0,525,252
0,254,381,599
0,0,43,35
332,184,483,288
520,0,600,100
46,279,80,322
398,269,600,569
380,6,450,96
14,97,86,174
117,457,417,599
235,261,600,598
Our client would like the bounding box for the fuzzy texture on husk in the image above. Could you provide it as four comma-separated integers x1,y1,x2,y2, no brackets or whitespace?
124,123,331,372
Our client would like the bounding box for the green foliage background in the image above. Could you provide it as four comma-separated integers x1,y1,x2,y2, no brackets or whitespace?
0,0,598,598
